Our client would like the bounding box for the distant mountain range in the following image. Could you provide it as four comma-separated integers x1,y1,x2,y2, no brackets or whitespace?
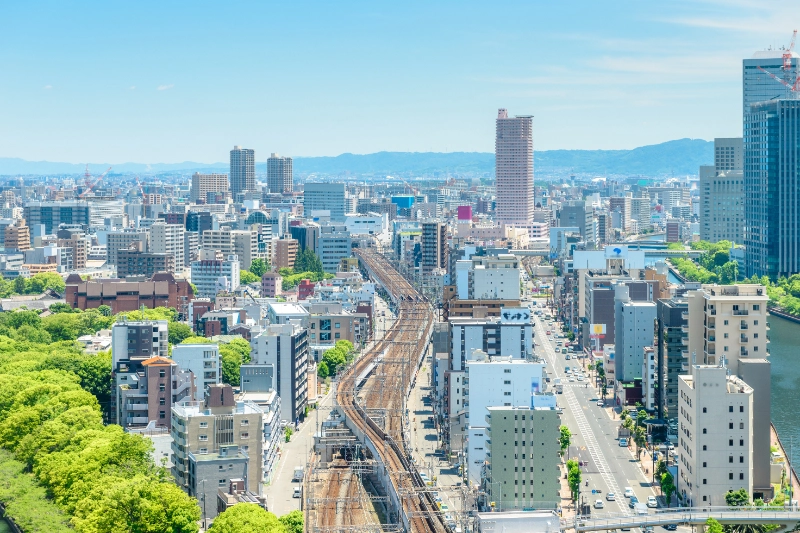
0,138,713,178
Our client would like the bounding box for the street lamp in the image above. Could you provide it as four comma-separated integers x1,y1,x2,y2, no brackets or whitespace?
200,479,207,529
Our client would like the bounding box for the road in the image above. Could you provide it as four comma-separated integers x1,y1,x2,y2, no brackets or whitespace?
265,294,395,516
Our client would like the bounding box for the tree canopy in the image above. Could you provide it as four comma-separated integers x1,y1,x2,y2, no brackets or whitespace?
249,258,269,278
210,504,285,533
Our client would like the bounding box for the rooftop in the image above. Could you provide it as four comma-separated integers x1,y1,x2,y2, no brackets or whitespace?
173,400,263,418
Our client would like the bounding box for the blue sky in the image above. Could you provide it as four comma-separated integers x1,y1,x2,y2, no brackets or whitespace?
1,0,798,163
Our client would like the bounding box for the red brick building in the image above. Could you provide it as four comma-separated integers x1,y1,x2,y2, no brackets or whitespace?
65,272,193,317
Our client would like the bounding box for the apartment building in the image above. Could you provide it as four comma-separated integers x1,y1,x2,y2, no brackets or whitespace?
251,323,309,423
469,254,521,300
449,311,533,371
230,146,256,195
107,229,149,266
274,238,298,269
150,222,186,271
483,403,561,511
315,227,352,273
190,251,241,298
4,219,30,252
421,221,448,274
171,343,221,402
686,284,771,498
171,384,264,521
655,297,688,421
267,153,293,194
609,197,631,232
190,172,229,203
677,365,753,507
202,229,259,270
261,272,282,297
613,283,657,383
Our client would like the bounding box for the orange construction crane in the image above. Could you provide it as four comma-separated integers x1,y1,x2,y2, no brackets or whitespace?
757,30,800,92
79,166,112,198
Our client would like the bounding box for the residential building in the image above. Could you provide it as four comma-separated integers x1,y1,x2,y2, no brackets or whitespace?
304,183,346,221
237,385,281,483
190,173,229,203
267,153,293,194
23,200,91,233
171,343,221,401
190,251,241,298
609,197,631,232
66,273,193,315
464,355,546,483
307,308,369,348
202,229,259,271
171,384,264,521
4,219,30,252
315,227,352,273
115,355,194,429
150,222,186,271
613,283,657,383
495,109,534,225
230,146,256,195
685,283,771,498
267,302,308,325
274,238,298,269
641,346,656,411
470,254,521,300
261,272,282,297
677,365,753,507
251,323,309,423
655,297,688,421
483,403,560,510
630,197,651,232
106,229,149,266
559,200,593,242
449,311,533,371
744,99,800,278
117,246,176,278
421,221,448,274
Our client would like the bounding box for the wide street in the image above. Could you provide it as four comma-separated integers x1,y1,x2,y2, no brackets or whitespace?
531,307,660,516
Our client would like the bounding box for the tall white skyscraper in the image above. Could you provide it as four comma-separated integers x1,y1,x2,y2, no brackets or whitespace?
267,153,293,194
230,146,255,195
495,109,534,225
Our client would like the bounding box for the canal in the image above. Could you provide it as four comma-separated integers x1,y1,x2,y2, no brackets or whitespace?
769,314,800,466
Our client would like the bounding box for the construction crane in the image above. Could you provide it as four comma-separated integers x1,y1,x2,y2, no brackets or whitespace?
757,30,800,93
79,165,112,198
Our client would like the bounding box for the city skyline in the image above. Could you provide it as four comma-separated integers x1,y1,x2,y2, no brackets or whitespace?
2,1,800,163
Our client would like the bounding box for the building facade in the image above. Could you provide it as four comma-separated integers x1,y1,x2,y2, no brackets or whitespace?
304,183,346,221
495,109,534,225
267,153,293,194
150,222,186,271
171,343,222,402
190,173,229,203
230,146,256,195
190,253,241,297
251,323,309,423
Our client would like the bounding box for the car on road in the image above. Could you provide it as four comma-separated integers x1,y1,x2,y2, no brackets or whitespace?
663,525,678,531
568,377,575,382
576,376,584,381
606,492,616,501
629,495,639,508
546,331,552,335
619,438,628,447
647,496,658,508
624,487,634,498
597,400,604,407
594,499,604,509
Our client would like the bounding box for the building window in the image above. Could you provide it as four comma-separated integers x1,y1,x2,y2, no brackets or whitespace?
219,479,226,486
703,462,707,467
504,369,511,373
504,380,511,385
703,496,708,502
740,439,744,446
703,407,707,413
703,479,707,484
199,435,208,441
753,305,760,311
729,423,733,429
740,406,744,412
159,370,166,377
729,456,733,463
703,428,707,434
241,432,249,439
159,398,166,405
729,406,733,412
739,473,744,480
729,439,734,446
335,323,340,328
740,456,744,463
160,384,166,392
159,410,165,419
199,448,208,454
199,422,208,428
729,473,734,480
241,420,249,426
703,445,707,451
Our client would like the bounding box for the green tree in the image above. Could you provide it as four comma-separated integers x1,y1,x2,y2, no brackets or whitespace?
633,426,647,460
14,275,26,294
294,249,323,275
96,305,112,317
181,336,214,344
322,348,347,376
50,302,75,314
210,504,284,533
219,338,252,386
285,426,293,442
7,309,42,330
636,409,649,427
661,471,676,506
279,510,304,533
567,459,581,501
707,518,725,533
317,361,330,379
168,322,194,345
240,270,260,284
559,425,572,458
726,488,751,507
249,258,268,278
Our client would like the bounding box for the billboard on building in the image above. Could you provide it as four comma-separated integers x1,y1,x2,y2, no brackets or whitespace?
499,307,531,324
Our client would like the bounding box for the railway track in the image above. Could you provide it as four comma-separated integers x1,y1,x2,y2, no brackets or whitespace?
327,249,446,533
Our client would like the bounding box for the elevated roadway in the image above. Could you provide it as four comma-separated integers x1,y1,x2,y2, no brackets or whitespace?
574,507,800,532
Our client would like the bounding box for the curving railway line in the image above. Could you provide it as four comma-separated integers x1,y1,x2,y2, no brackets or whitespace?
327,249,447,533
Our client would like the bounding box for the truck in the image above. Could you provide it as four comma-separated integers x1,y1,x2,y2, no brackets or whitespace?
292,466,304,482
554,378,563,394
634,502,648,516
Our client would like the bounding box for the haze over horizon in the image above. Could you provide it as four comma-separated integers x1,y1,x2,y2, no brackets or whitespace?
2,1,799,163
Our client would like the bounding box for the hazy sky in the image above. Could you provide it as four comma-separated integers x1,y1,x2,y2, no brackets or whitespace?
1,0,798,163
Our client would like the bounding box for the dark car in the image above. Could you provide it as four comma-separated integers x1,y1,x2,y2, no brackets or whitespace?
629,495,639,508
663,525,678,531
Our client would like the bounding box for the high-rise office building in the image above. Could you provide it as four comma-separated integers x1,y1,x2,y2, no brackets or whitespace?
303,183,346,221
495,109,534,225
150,222,185,271
267,153,293,194
743,50,799,116
700,138,744,244
190,173,229,203
230,146,255,195
609,196,631,232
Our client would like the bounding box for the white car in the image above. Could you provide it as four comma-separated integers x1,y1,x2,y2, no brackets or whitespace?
576,376,584,382
624,487,634,498
597,400,604,407
647,496,658,508
594,499,604,509
606,492,616,501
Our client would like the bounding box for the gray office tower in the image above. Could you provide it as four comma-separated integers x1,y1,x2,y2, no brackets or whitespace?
743,48,800,278
267,153,293,194
230,146,256,195
303,183,346,221
699,138,744,243
655,297,687,421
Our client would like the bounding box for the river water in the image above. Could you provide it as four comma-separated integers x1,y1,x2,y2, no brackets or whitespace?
769,314,800,465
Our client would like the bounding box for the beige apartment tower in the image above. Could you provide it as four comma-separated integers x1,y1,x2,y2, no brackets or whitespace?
190,173,229,203
267,153,293,194
495,109,534,225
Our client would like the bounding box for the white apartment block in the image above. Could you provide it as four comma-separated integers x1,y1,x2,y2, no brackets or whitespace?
470,254,521,300
686,284,769,371
190,252,240,297
464,355,546,484
641,346,656,411
613,283,657,382
107,229,149,266
449,311,533,371
150,222,185,271
202,229,259,270
677,365,753,507
171,343,221,401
